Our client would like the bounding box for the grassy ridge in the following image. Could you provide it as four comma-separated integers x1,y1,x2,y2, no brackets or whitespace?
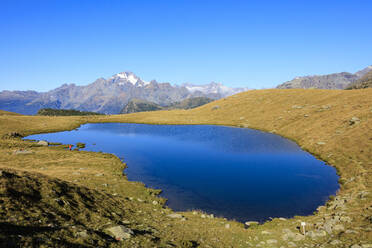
0,89,371,247
0,109,22,116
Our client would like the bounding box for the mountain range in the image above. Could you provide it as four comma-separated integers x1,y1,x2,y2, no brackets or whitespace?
0,72,249,115
276,65,372,89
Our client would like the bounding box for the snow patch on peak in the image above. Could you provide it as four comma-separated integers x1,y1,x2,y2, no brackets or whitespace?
184,82,248,96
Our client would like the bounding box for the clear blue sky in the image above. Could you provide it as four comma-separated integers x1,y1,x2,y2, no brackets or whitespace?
1,0,371,91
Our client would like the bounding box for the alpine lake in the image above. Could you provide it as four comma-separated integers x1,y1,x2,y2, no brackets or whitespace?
26,123,339,222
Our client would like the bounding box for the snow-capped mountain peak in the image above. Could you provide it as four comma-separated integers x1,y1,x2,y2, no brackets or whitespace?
111,72,149,86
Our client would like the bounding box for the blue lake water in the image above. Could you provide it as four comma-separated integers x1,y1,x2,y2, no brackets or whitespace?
26,123,339,222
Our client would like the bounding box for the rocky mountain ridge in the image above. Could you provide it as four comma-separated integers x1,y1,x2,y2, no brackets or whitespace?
346,69,372,89
277,65,372,89
0,72,249,115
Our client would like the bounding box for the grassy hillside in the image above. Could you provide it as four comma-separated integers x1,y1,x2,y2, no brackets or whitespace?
0,89,371,247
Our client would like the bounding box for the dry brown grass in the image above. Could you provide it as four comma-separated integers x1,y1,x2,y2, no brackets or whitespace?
0,88,371,247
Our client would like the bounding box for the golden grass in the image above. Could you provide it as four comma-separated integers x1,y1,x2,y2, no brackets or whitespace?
1,88,371,247
0,109,22,116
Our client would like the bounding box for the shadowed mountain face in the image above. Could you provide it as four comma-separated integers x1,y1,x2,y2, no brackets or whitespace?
0,72,249,115
277,65,372,89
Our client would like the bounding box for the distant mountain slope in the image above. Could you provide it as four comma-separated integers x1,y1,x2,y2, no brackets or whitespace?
345,70,372,89
166,97,213,110
277,65,372,89
37,108,103,116
0,72,248,115
120,99,163,114
120,97,214,114
0,90,42,114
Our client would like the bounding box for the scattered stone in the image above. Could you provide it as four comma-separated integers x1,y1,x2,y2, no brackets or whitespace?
192,211,197,215
152,200,158,205
345,230,359,234
351,245,362,248
102,183,108,187
321,105,331,110
304,114,309,117
72,172,81,175
95,173,104,177
245,221,259,228
105,225,133,241
287,242,297,247
340,216,352,222
13,149,33,155
37,140,49,146
292,105,303,109
166,213,183,219
77,230,88,238
211,105,220,110
330,240,342,246
316,141,326,145
239,117,245,120
266,239,277,244
362,245,372,248
359,191,369,199
137,198,144,202
349,117,361,125
307,230,327,239
279,217,286,221
225,224,230,229
201,214,206,218
261,231,271,235
293,234,305,241
333,224,345,232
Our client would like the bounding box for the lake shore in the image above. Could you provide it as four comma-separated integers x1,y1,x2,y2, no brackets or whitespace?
1,88,371,247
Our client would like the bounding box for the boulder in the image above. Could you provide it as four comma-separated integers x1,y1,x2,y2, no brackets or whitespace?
166,213,183,219
244,221,259,228
349,117,361,125
37,140,49,146
76,230,88,238
105,225,133,241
